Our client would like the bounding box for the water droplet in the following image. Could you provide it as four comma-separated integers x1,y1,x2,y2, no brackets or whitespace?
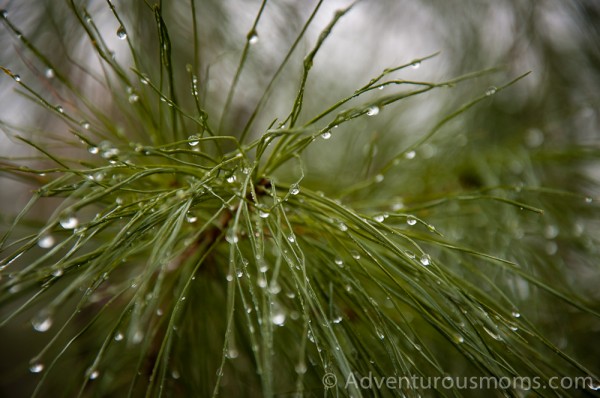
59,215,79,230
485,86,497,96
419,254,431,266
82,121,91,129
391,201,404,211
248,31,259,44
404,150,416,159
376,328,385,340
93,172,104,182
453,334,464,344
0,10,7,18
38,235,55,249
268,282,281,294
14,74,21,82
45,68,55,79
588,380,600,391
378,85,385,90
375,174,384,183
56,105,64,113
258,276,267,288
374,214,385,223
236,270,243,278
544,225,558,239
295,362,307,374
585,197,593,204
185,212,197,223
525,128,544,148
271,310,286,326
545,241,558,255
101,145,120,159
226,175,236,183
52,268,64,277
406,216,417,226
140,75,150,85
411,61,421,69
351,250,361,260
405,250,416,259
185,134,200,147
258,209,270,219
321,131,331,140
334,257,343,266
226,348,239,359
116,26,127,40
226,273,234,282
114,332,124,341
128,93,139,103
287,234,296,243
32,312,53,332
338,223,348,232
29,362,44,374
89,369,99,380
289,184,300,195
171,369,181,379
366,106,380,116
511,311,521,318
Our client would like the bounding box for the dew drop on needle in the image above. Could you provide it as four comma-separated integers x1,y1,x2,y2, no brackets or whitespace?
60,215,79,230
366,106,380,116
29,362,44,374
117,26,127,40
38,235,55,249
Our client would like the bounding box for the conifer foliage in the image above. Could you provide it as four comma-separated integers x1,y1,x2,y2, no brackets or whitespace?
1,1,599,397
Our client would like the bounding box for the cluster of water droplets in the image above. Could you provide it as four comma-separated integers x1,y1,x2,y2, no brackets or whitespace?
485,86,497,96
374,213,388,223
126,86,139,103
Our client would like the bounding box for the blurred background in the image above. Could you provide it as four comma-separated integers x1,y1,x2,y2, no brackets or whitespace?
1,0,599,396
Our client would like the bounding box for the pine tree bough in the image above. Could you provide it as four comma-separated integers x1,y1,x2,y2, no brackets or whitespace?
1,1,599,397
